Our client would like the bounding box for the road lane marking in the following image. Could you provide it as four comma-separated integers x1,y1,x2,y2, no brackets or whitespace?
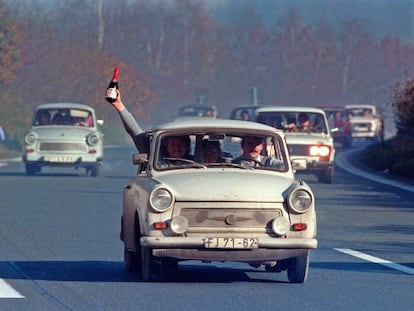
0,278,24,298
336,149,414,193
335,248,414,275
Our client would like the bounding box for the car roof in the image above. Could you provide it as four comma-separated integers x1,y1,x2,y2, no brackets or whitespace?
153,118,283,135
35,103,95,111
344,104,376,109
318,106,346,110
255,106,326,114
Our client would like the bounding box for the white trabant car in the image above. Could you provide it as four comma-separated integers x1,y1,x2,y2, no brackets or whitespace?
120,119,317,283
23,103,104,176
345,104,383,141
254,106,335,183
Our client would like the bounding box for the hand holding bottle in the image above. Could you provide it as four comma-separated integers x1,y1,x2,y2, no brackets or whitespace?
105,67,119,103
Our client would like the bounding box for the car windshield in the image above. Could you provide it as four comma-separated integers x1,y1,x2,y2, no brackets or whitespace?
346,107,374,117
255,111,328,134
178,106,217,118
33,108,94,127
154,130,288,172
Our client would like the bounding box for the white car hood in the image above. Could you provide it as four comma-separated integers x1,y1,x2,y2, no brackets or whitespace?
284,133,332,145
30,126,94,139
155,170,294,202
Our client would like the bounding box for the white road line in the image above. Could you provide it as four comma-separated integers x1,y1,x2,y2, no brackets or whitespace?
335,248,414,275
0,278,24,298
335,149,414,193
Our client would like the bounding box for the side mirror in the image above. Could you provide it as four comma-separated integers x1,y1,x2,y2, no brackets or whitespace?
132,153,148,165
97,119,104,126
291,158,307,170
331,127,339,133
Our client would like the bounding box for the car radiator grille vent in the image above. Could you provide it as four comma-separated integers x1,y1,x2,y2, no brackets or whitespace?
352,123,372,131
180,208,282,228
39,142,87,152
288,144,308,156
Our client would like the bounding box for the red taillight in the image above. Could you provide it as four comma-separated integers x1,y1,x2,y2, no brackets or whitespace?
292,223,307,231
153,222,167,230
89,149,97,154
26,148,35,153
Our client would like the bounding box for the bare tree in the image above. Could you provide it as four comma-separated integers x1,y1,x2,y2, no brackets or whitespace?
98,0,104,50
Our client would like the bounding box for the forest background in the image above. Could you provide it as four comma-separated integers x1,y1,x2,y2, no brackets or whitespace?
0,0,414,148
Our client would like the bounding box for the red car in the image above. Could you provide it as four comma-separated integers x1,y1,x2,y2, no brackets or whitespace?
319,106,352,148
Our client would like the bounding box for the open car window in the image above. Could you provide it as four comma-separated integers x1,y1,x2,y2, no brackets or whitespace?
256,112,328,134
154,131,289,172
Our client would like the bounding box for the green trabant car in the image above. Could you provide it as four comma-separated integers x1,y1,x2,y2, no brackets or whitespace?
23,103,104,176
120,119,317,283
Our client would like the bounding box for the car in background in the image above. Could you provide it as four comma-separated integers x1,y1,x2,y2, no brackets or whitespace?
229,105,263,121
254,106,335,183
23,103,104,176
176,104,218,120
319,106,352,148
345,104,384,141
121,119,317,283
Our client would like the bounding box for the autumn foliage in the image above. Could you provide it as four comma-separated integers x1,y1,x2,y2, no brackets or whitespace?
1,0,414,147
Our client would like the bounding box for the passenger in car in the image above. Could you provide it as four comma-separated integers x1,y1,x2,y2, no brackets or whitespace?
296,113,311,132
201,139,223,163
52,113,65,125
37,110,51,125
232,136,281,168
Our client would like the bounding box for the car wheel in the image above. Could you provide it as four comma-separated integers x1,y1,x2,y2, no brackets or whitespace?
124,248,139,272
141,246,156,281
90,164,100,177
25,164,40,176
287,251,309,283
141,247,178,282
318,167,333,183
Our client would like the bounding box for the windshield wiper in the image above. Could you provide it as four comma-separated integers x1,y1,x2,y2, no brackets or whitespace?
163,157,207,169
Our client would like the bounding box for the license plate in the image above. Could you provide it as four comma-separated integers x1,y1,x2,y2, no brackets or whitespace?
204,237,258,249
354,126,368,131
47,156,73,163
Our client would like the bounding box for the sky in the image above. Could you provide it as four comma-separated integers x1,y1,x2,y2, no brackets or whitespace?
207,0,414,43
8,0,414,43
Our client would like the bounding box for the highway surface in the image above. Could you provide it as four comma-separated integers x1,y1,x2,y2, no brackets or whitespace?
0,145,413,310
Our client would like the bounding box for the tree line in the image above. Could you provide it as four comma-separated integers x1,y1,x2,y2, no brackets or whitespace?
0,0,413,147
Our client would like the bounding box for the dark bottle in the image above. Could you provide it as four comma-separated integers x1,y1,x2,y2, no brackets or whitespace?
105,67,119,103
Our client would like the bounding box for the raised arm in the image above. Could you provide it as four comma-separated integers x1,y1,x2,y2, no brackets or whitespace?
108,89,149,153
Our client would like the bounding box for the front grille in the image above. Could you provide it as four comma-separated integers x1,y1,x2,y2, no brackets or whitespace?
180,208,282,228
352,123,371,132
39,142,87,152
288,144,308,156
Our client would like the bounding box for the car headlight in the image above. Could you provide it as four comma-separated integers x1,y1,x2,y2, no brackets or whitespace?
272,216,290,235
150,188,174,212
309,145,330,157
170,216,189,234
87,133,99,146
288,189,313,213
25,132,37,145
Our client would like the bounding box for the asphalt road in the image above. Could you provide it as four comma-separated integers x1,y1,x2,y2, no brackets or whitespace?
0,145,413,311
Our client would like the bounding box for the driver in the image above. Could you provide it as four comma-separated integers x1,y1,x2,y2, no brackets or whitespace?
232,136,284,168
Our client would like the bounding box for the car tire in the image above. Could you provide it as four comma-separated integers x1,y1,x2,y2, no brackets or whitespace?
124,248,139,272
25,164,40,176
141,247,178,282
90,164,100,177
141,246,156,281
287,251,309,283
318,167,333,183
